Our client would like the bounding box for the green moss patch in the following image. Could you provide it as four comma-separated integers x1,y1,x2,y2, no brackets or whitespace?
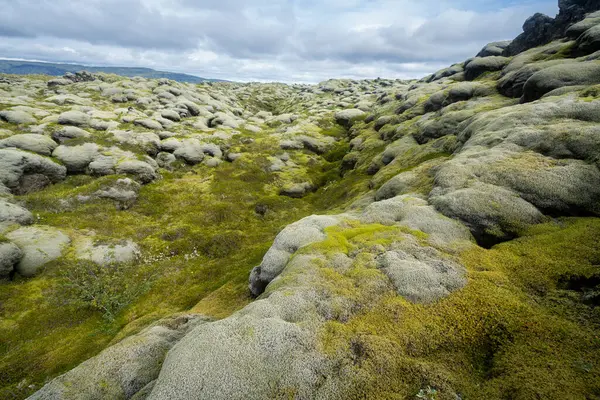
317,218,600,399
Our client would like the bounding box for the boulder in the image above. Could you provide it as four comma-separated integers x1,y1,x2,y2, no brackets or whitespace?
157,91,176,101
58,111,91,127
374,115,393,131
47,78,72,87
176,100,201,116
427,63,465,82
200,143,223,158
156,152,176,169
542,85,589,98
0,110,36,124
11,106,50,119
476,152,600,215
254,111,273,120
226,153,242,162
503,2,600,56
521,62,600,102
46,94,91,106
476,40,512,57
148,230,467,400
380,136,419,165
52,143,100,173
173,139,206,165
211,131,232,141
116,160,157,184
0,134,58,156
447,82,493,103
29,315,209,400
566,15,600,38
334,109,366,127
423,91,447,113
431,184,545,246
464,57,510,80
0,200,33,225
52,126,91,143
148,299,329,400
89,119,118,131
93,178,141,208
156,117,175,129
430,134,600,243
414,109,475,144
148,298,326,400
424,82,492,113
15,174,52,195
6,226,71,277
161,110,181,122
279,182,314,198
75,237,141,265
88,155,117,176
112,130,161,155
273,113,297,124
576,24,600,55
268,157,286,172
296,135,333,155
209,112,240,129
279,140,304,150
375,171,421,201
248,215,341,296
0,148,66,193
204,158,222,168
458,97,600,160
191,118,210,130
159,138,182,153
497,63,548,98
0,241,22,278
64,71,96,83
158,131,177,139
134,119,163,130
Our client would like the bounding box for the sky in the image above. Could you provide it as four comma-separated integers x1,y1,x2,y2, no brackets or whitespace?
0,0,558,83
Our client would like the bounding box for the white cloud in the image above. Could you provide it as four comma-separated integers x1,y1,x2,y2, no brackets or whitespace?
0,0,558,82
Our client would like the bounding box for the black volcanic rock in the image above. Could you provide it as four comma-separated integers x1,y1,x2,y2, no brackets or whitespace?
504,0,600,56
504,13,556,56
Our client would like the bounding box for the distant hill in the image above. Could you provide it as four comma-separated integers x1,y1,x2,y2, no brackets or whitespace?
0,59,224,83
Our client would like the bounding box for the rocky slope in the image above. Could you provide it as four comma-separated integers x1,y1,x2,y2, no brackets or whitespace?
1,1,600,399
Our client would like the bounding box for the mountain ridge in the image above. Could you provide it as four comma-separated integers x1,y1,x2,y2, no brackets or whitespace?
0,59,224,83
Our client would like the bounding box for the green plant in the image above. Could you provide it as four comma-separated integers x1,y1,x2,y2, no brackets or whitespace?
58,260,155,322
416,387,438,399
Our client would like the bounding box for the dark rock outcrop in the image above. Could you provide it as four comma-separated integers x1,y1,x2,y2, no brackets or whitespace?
505,0,600,56
556,0,600,34
504,13,556,56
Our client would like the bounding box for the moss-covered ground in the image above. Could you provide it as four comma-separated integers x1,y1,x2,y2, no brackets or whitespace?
0,117,372,398
316,218,600,399
2,52,600,399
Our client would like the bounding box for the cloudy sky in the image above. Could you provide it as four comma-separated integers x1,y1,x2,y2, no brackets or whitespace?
0,0,558,83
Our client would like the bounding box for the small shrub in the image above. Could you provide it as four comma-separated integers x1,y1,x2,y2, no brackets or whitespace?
58,260,155,322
